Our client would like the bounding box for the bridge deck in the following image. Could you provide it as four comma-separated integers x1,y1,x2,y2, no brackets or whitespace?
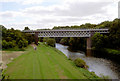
22,29,109,37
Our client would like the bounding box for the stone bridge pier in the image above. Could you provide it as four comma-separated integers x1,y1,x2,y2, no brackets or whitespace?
35,32,39,45
87,37,92,49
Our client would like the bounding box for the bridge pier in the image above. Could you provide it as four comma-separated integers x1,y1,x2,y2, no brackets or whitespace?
86,37,92,56
87,37,92,50
35,32,38,45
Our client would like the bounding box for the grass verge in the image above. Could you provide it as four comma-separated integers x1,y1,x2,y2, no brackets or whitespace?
3,43,100,79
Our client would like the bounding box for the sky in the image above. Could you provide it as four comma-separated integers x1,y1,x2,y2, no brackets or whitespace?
0,0,119,30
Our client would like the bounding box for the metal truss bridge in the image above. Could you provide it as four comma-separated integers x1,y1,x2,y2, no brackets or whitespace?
22,29,109,37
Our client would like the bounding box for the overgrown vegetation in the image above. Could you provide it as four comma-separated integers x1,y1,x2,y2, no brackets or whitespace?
74,58,88,69
60,37,69,45
92,19,120,50
52,18,120,52
46,38,56,47
1,25,34,50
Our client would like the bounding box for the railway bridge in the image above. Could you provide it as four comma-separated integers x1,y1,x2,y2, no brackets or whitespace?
22,29,109,50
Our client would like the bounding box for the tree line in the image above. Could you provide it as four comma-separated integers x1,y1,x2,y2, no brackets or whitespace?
1,18,120,51
53,18,120,51
1,26,34,50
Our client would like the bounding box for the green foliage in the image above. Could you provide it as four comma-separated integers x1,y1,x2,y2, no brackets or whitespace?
24,27,30,30
46,38,56,47
23,39,28,47
23,33,34,44
92,19,120,49
39,37,43,42
91,33,104,49
8,40,16,48
68,37,86,51
60,37,69,45
74,58,88,69
105,48,120,55
2,40,9,49
2,26,33,49
17,39,28,48
43,37,49,42
109,19,120,49
18,40,24,48
53,23,96,29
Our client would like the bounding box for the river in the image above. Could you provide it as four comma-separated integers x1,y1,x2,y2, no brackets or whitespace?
55,43,120,79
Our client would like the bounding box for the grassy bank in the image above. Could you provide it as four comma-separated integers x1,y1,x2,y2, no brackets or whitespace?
104,48,120,55
3,43,100,79
92,48,120,64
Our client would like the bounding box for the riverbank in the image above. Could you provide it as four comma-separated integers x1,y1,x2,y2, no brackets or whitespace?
93,48,120,64
56,43,120,79
66,43,120,65
2,43,100,79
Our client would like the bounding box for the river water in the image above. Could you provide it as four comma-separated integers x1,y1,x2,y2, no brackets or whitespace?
56,43,120,79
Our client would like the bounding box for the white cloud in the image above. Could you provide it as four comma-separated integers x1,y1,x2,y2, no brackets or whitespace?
22,0,43,5
0,0,118,30
0,0,43,5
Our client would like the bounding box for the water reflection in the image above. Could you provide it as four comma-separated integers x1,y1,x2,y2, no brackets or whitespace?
86,49,92,57
56,43,120,79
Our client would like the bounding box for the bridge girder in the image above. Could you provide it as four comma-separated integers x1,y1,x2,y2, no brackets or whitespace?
22,29,109,37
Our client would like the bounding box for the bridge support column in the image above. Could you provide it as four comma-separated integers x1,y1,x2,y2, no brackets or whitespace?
35,32,38,45
86,37,92,56
87,37,92,50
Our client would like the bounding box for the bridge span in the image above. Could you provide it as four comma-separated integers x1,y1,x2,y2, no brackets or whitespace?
22,29,109,50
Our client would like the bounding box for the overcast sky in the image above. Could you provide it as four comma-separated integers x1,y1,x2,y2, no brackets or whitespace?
0,0,119,30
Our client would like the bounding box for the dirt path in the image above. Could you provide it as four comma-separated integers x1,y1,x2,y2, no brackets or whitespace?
1,44,37,70
1,51,24,69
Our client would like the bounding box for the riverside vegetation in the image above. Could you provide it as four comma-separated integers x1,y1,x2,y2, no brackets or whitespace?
1,18,120,79
52,18,120,63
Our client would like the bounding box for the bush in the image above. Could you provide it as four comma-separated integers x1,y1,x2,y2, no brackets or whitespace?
2,40,9,49
91,33,104,49
60,37,69,45
23,39,28,47
74,58,88,69
8,41,16,48
46,38,56,47
18,40,24,48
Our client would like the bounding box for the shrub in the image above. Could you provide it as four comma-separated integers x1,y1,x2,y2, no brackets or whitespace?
2,40,9,49
23,39,28,47
46,38,56,47
43,37,49,42
74,58,88,69
8,41,15,48
18,40,24,48
60,37,69,45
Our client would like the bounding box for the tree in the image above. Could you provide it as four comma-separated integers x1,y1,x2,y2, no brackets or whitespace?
60,37,69,45
23,39,28,47
109,19,120,49
91,33,104,49
24,27,30,30
46,38,56,47
2,40,9,49
43,37,49,42
69,37,86,51
18,40,24,48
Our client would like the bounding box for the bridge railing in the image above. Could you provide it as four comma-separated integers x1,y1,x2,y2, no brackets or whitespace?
22,28,109,32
